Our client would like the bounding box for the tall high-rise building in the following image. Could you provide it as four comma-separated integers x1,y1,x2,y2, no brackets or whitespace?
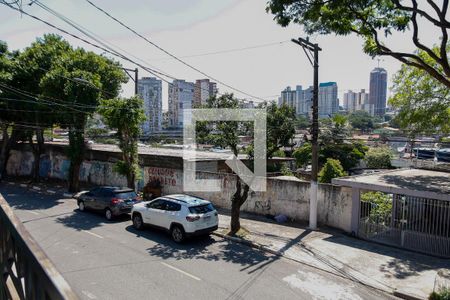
343,89,373,115
168,79,194,128
137,77,162,134
279,82,338,118
279,86,296,108
194,79,217,106
369,67,387,116
318,82,339,118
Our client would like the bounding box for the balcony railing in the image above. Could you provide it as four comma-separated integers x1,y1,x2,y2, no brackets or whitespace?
0,194,78,300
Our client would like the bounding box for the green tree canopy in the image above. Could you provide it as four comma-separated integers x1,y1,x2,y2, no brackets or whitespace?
390,45,450,135
98,96,146,189
261,102,296,158
365,146,393,169
348,110,375,132
41,43,128,192
318,158,347,183
267,0,450,88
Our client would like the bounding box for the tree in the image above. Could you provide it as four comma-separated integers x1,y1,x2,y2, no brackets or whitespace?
267,1,450,88
365,146,393,169
41,46,127,192
7,35,72,181
261,102,296,158
295,115,310,130
0,40,14,179
293,116,367,171
318,158,347,183
98,96,146,189
293,142,312,168
390,46,450,134
348,110,374,132
196,94,252,235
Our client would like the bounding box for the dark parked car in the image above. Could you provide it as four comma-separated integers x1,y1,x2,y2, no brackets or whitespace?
75,186,141,220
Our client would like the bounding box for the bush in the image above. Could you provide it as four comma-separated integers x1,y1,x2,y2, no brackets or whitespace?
365,146,393,169
318,158,347,183
360,191,392,224
293,143,312,168
429,288,450,300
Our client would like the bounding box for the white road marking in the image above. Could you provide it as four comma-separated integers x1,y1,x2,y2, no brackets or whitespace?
82,290,97,299
26,211,40,215
82,230,104,239
160,262,201,281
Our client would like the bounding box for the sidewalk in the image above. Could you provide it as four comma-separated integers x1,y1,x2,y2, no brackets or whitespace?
216,209,450,300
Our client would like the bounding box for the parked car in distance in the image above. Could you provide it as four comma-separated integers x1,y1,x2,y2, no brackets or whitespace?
131,194,219,243
75,186,141,220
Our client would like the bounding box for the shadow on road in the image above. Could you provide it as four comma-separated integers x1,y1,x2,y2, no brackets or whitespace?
126,225,278,274
323,234,450,279
55,209,130,231
1,185,65,211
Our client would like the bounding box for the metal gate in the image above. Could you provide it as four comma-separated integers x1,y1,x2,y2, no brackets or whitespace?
359,191,450,257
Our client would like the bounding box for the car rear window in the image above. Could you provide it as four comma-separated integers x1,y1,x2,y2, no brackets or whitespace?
114,191,137,199
189,203,214,214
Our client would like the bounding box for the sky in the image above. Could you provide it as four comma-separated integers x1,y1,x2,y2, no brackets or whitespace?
0,0,441,110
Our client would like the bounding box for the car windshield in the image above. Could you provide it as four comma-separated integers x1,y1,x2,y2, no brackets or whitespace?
115,191,137,199
189,203,214,214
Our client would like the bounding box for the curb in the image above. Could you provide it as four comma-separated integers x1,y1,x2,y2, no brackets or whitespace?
63,193,74,198
393,291,424,300
47,190,57,194
20,183,28,188
32,186,41,191
212,231,420,300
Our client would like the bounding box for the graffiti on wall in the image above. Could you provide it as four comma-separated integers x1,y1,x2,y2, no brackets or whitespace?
146,167,177,186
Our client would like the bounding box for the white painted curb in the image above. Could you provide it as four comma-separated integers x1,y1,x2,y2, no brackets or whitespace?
32,186,41,191
63,193,73,198
20,184,28,188
47,190,57,194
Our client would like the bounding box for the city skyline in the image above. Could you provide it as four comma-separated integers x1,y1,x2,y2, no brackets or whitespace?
0,0,421,110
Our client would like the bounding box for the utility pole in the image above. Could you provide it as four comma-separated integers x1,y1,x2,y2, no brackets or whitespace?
292,37,321,230
122,67,139,95
134,68,138,95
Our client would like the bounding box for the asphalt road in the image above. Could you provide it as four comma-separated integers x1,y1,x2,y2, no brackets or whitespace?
0,183,394,300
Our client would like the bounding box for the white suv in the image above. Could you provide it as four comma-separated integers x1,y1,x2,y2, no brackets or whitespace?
131,194,219,242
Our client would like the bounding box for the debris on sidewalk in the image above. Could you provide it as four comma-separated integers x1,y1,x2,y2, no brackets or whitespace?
274,214,288,223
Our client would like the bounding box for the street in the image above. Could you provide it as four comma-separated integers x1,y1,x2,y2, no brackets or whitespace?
0,183,393,300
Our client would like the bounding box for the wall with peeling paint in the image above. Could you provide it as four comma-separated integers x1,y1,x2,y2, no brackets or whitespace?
7,149,352,232
146,167,352,232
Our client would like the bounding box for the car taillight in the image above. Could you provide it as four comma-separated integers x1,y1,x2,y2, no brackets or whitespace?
186,215,200,222
111,198,122,205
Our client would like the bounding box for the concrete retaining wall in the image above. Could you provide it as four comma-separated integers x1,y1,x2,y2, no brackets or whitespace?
6,149,353,232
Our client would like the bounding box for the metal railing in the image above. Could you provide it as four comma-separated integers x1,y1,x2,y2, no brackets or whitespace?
0,194,78,300
359,191,450,257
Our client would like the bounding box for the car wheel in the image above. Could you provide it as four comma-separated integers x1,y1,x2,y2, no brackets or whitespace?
171,225,185,243
105,208,113,221
132,214,144,230
78,201,85,212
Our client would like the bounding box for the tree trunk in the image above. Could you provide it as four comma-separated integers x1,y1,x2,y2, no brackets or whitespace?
68,125,85,193
229,178,250,235
0,124,10,180
68,162,81,193
29,129,44,182
0,125,19,180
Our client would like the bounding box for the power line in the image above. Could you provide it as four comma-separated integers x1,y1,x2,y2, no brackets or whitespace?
150,40,291,61
82,0,268,102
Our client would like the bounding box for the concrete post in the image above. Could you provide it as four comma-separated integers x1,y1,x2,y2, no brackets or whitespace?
309,181,318,229
351,188,361,235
